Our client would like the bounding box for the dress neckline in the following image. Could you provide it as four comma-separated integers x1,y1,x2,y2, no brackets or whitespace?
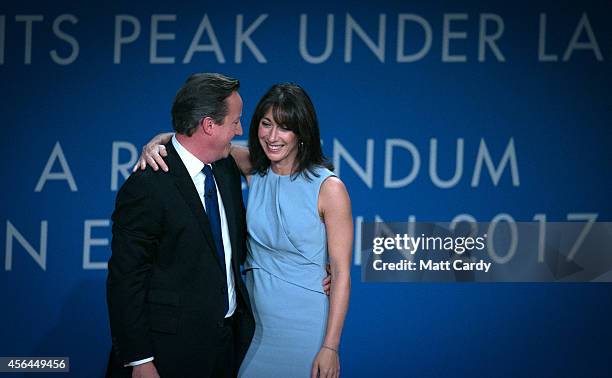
268,167,292,178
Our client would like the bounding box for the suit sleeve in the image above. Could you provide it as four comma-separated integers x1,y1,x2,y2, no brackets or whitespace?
107,171,162,364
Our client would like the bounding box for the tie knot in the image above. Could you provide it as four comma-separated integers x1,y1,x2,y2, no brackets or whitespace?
202,164,213,176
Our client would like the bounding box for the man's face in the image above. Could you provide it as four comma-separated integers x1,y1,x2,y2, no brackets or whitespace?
210,91,243,159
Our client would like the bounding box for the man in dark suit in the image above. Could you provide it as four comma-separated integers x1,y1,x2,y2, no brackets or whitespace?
106,73,254,378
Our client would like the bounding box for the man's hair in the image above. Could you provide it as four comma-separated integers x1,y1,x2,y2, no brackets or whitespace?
171,73,240,136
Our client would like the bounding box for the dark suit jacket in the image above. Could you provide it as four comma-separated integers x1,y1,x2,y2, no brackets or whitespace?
106,142,254,377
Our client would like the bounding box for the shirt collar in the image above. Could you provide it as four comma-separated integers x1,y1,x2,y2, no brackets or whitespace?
172,134,207,179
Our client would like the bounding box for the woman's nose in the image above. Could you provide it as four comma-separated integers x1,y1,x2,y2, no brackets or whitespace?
268,126,278,140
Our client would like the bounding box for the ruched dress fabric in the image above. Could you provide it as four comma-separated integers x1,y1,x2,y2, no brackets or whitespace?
238,166,335,378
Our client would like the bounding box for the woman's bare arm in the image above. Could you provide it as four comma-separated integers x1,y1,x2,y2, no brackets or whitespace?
229,144,252,182
133,132,173,172
134,133,252,184
311,177,353,378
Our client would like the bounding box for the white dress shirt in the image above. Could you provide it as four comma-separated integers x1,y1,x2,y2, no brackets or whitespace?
127,136,237,367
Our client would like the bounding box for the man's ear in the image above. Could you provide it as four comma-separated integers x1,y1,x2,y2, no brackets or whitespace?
200,116,215,135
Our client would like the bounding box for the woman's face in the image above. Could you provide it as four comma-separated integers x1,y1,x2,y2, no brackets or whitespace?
258,108,299,169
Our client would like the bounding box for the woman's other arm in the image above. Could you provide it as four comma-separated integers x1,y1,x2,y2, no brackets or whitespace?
311,177,353,378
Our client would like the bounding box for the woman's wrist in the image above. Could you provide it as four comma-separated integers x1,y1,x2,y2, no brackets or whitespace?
157,132,173,144
321,344,338,354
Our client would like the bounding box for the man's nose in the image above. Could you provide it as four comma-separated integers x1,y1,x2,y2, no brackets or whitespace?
235,122,243,136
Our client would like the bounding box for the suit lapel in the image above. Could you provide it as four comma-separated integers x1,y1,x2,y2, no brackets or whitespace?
165,142,221,268
212,160,240,270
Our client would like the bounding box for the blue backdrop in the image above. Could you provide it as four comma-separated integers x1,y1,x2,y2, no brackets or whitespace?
1,0,611,376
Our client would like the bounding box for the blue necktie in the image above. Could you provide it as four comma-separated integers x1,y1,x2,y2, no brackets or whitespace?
202,165,229,312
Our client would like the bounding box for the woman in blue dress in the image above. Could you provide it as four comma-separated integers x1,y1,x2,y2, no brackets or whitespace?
138,83,353,378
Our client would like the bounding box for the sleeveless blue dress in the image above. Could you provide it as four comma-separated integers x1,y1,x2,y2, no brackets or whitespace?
238,166,335,377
